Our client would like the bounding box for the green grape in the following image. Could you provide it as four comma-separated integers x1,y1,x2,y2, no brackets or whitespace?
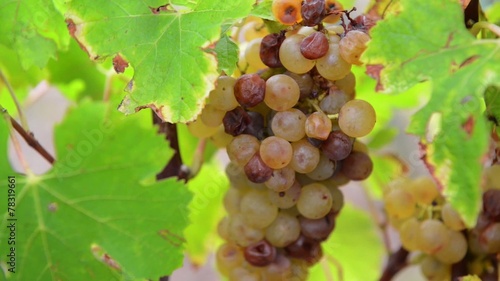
265,212,301,247
316,42,351,81
435,230,467,264
265,166,296,192
279,34,316,74
271,108,307,142
228,213,265,247
260,136,293,169
216,242,244,276
224,187,245,214
268,180,302,209
333,71,356,97
306,153,335,181
326,185,344,214
338,99,376,138
384,189,416,220
209,125,234,148
399,217,420,251
297,183,333,219
200,104,225,127
187,118,218,138
441,202,466,231
417,219,450,254
245,38,267,70
241,190,279,229
290,138,320,173
227,134,261,166
420,256,451,281
210,76,239,111
264,74,301,111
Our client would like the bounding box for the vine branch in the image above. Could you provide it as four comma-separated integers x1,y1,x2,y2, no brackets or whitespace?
379,247,409,281
1,105,55,164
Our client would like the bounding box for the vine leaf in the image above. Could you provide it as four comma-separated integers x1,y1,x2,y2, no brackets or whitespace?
0,101,192,280
0,0,70,69
62,0,254,123
363,0,500,225
485,85,500,126
210,33,239,75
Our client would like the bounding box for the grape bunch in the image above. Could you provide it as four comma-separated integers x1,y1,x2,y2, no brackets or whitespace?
187,1,376,280
384,168,500,280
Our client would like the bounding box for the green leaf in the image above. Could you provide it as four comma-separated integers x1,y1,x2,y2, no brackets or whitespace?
0,101,192,280
63,0,254,123
367,128,398,149
249,0,274,21
309,203,383,281
184,160,228,264
364,0,499,226
0,0,69,69
485,85,500,126
0,115,14,176
213,34,239,75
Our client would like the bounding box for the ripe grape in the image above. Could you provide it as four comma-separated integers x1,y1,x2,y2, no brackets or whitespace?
300,32,329,60
187,118,218,138
301,0,325,26
399,217,420,251
265,166,296,192
234,74,266,108
339,30,370,65
271,108,307,141
340,151,373,181
272,0,303,25
260,33,285,68
264,74,301,111
316,42,351,81
434,230,467,264
420,256,451,281
327,185,344,213
223,106,252,136
224,187,244,214
334,71,356,97
384,189,416,220
244,240,277,267
441,202,466,231
284,71,314,98
241,190,279,229
265,212,301,247
306,153,335,180
321,130,353,161
297,183,333,219
284,235,323,264
268,180,302,209
479,222,500,253
227,134,260,166
260,136,293,169
228,213,265,247
290,138,321,173
319,87,352,114
216,243,244,276
416,219,450,254
244,152,274,183
209,125,233,148
279,34,316,74
338,99,376,138
210,76,238,111
299,210,336,241
406,176,439,205
245,38,267,69
305,111,332,140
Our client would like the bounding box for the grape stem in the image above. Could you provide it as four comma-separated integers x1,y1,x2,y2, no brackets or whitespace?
470,21,500,37
0,69,29,132
379,247,409,281
0,104,55,165
325,255,344,281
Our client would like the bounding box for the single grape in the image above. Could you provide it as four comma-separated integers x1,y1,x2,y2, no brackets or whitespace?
210,76,239,111
265,166,296,192
384,188,416,220
271,108,307,142
297,183,333,219
333,71,356,97
338,99,376,138
241,189,279,229
290,138,321,173
305,111,332,140
301,0,326,26
299,210,336,241
284,235,323,265
316,42,351,81
279,34,316,74
319,87,352,114
339,30,370,65
228,213,265,247
264,74,301,111
416,219,450,254
306,153,335,180
435,230,467,264
234,74,266,108
268,180,302,209
260,33,286,68
244,240,277,267
340,151,373,181
399,217,420,251
272,0,303,25
300,31,329,60
420,256,451,281
223,106,252,136
216,243,244,276
441,202,466,231
321,130,353,161
260,136,293,169
265,212,301,247
187,118,218,138
406,176,439,205
284,71,314,99
227,134,260,166
244,152,274,183
245,38,267,69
